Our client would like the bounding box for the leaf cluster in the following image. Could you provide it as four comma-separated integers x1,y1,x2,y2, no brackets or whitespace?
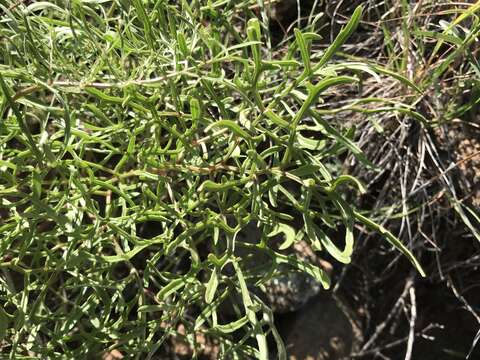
0,1,423,358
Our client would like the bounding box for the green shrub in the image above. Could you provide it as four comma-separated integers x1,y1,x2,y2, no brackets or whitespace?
0,1,424,358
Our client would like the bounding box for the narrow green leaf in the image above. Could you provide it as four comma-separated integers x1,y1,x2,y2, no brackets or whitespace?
294,28,311,75
268,223,297,250
158,278,186,300
354,211,426,277
232,260,268,360
205,120,251,140
289,164,321,178
293,76,357,127
313,5,363,71
329,175,366,194
205,267,219,304
200,177,250,192
138,305,163,313
310,111,376,169
247,18,262,68
102,243,150,263
264,109,290,128
275,252,330,289
213,316,249,334
318,226,351,264
132,0,154,48
190,97,202,122
296,134,326,150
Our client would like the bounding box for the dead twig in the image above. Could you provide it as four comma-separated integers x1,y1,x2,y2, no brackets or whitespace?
404,286,417,360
